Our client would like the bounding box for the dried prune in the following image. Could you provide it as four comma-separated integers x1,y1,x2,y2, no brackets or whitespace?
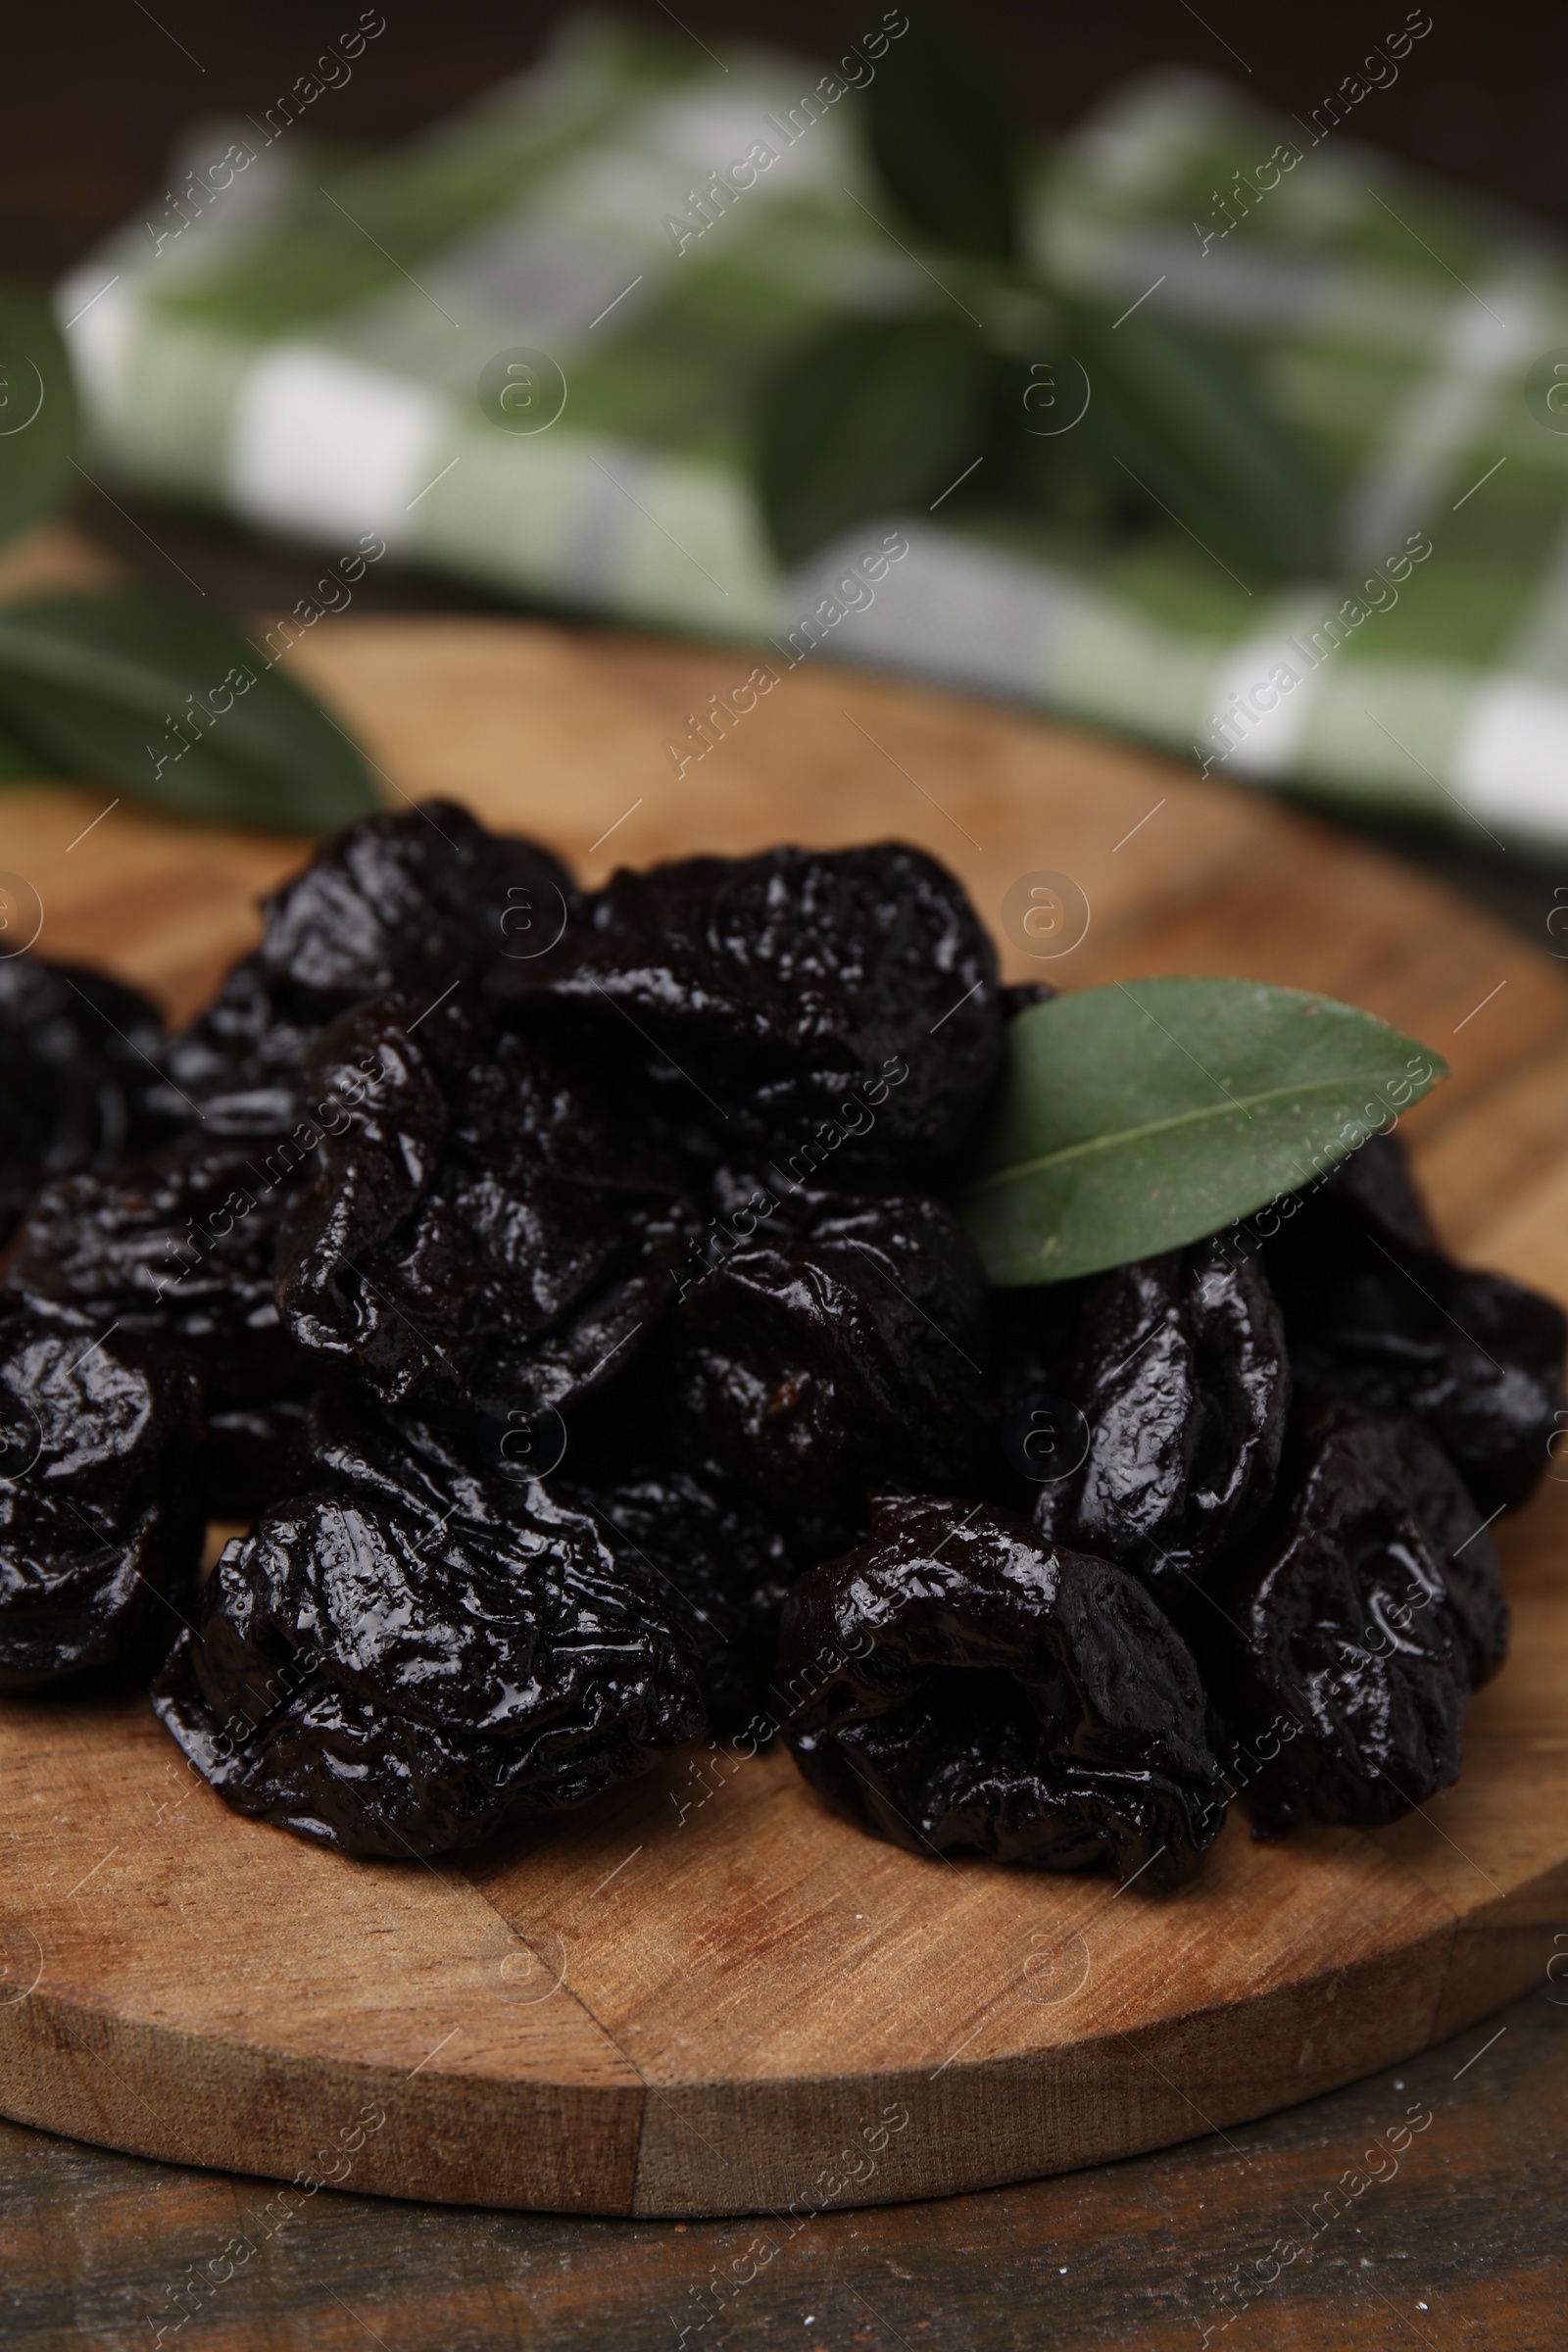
275,987,698,1411
0,955,172,1240
7,1135,311,1405
5,1136,317,1516
504,844,1003,1173
562,1462,794,1735
255,798,575,1011
1382,1409,1509,1689
1262,1135,1566,1514
151,1394,705,1857
14,802,1533,1898
780,1495,1227,1886
0,1301,205,1690
1031,1243,1289,1592
668,1180,991,1514
1200,1401,1494,1829
154,954,319,1140
153,802,576,1138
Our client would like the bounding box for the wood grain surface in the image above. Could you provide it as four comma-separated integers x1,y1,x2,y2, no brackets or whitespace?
2,612,1567,2230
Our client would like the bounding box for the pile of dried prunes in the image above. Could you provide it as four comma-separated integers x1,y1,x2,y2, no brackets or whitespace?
1,803,1561,1888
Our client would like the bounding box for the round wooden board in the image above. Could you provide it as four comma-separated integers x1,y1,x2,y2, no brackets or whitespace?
3,611,1568,2221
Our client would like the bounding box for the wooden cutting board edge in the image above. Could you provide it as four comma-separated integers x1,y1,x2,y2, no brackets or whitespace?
2,608,1566,2219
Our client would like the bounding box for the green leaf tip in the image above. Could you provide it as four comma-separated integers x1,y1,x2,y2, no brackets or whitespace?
956,976,1446,1286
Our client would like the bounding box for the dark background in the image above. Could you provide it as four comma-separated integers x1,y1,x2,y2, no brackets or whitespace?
7,0,1566,284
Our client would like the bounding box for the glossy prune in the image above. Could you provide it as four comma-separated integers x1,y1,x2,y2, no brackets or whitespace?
154,802,575,1138
506,844,1003,1173
1386,1409,1509,1690
1261,1135,1567,1514
780,1495,1227,1886
151,1394,705,1857
275,987,698,1411
0,1301,205,1690
668,1180,991,1514
6,1135,311,1410
1201,1401,1495,1829
562,1462,795,1735
255,798,575,1011
154,954,318,1139
1031,1243,1289,1592
5,1133,318,1518
0,955,172,1240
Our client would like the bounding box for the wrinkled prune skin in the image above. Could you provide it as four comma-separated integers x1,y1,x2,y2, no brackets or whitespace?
668,1181,992,1515
1032,1243,1289,1592
276,987,699,1412
5,1134,318,1519
154,954,319,1140
1261,1136,1567,1515
7,1136,311,1410
562,1463,795,1736
1382,1409,1509,1690
153,803,576,1138
1201,1402,1491,1830
0,955,173,1240
151,1393,705,1857
503,844,1003,1173
780,1495,1227,1886
255,799,575,1011
0,1302,205,1690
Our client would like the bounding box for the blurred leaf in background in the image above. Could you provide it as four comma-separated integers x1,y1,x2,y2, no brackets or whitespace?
0,277,377,829
754,12,1334,585
0,286,75,549
0,593,378,830
864,10,1023,261
998,303,1338,582
757,318,994,567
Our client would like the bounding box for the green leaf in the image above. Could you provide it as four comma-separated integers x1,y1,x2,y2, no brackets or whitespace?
863,12,1021,260
0,711,65,779
1046,302,1337,583
0,284,77,547
0,592,379,830
957,978,1446,1286
755,317,992,565
988,344,1143,537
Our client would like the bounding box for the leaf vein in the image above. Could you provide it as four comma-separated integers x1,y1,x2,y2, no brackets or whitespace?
961,1072,1402,1197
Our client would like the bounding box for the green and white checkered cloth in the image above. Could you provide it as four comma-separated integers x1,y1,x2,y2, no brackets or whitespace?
55,16,1568,842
